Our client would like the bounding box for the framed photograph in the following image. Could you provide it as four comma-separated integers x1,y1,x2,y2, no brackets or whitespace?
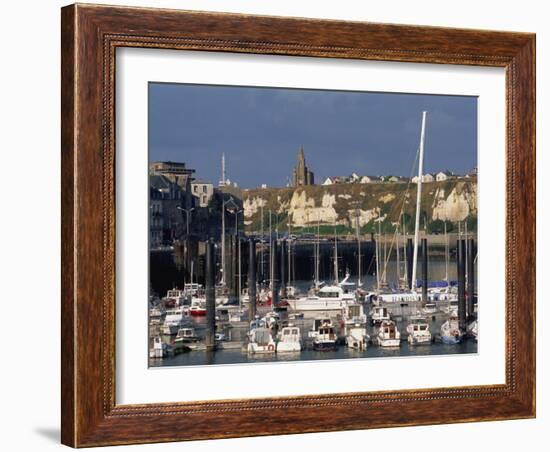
61,4,535,447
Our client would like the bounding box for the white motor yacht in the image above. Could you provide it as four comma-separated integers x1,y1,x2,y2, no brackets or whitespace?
276,325,301,353
376,320,401,347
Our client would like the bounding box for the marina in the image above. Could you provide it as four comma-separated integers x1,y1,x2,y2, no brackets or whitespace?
148,108,478,367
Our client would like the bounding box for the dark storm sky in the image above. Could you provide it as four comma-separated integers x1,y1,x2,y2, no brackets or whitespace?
149,83,477,188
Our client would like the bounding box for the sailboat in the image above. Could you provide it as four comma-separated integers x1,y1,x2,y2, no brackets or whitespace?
373,111,429,305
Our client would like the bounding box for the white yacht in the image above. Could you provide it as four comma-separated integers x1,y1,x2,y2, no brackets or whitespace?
346,323,369,350
406,316,432,345
343,303,367,326
467,319,478,341
161,307,187,335
247,327,276,354
276,325,301,353
287,283,355,312
440,313,463,344
369,306,391,325
376,320,401,347
174,327,200,348
313,321,338,351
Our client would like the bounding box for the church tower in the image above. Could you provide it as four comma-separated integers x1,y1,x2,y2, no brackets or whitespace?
291,145,314,187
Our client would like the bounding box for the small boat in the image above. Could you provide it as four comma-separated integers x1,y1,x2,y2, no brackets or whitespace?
344,303,367,326
288,312,304,320
276,325,302,353
149,336,168,358
422,303,438,315
346,323,369,350
376,320,401,347
174,327,200,345
189,299,207,316
149,306,165,325
287,276,356,312
406,316,432,345
247,326,276,354
370,306,391,325
467,319,478,341
160,307,187,335
313,320,338,351
440,313,463,344
308,317,332,339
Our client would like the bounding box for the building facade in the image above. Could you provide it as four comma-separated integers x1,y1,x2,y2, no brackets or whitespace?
291,145,314,187
191,180,214,207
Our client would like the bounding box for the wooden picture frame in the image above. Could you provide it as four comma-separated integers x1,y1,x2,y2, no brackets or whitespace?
61,3,535,447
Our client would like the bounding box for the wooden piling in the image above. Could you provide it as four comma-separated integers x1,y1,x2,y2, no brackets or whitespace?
271,239,280,306
205,240,216,350
248,239,257,320
457,239,467,330
421,238,428,306
467,238,475,320
280,240,286,298
406,238,413,289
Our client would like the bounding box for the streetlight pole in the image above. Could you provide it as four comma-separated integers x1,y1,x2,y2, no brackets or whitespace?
176,206,195,237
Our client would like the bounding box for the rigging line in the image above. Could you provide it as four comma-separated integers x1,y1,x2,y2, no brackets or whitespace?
381,145,421,278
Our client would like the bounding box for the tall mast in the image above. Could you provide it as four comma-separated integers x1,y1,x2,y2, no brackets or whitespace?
412,111,427,291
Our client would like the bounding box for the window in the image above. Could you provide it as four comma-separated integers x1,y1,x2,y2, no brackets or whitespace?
202,185,207,193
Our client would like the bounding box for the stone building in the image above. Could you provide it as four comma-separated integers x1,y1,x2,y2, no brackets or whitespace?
149,174,189,243
291,145,314,187
191,180,214,208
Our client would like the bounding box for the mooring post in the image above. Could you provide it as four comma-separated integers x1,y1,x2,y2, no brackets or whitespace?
248,239,257,320
271,239,280,307
205,240,216,350
421,238,428,306
280,240,287,298
467,238,475,320
230,235,237,299
406,238,413,289
457,239,467,330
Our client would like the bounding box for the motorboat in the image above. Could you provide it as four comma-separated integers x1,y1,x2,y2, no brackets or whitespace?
346,323,369,350
174,327,200,346
160,307,187,335
467,319,478,342
287,284,355,312
376,320,401,347
313,320,337,351
343,303,367,326
422,303,438,315
440,313,463,344
247,326,276,354
189,298,207,316
276,325,301,353
369,306,391,325
406,316,432,345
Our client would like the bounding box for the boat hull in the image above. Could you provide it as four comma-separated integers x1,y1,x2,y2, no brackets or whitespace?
408,334,432,345
313,340,337,351
441,334,463,345
377,338,401,347
189,309,207,317
276,343,301,353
